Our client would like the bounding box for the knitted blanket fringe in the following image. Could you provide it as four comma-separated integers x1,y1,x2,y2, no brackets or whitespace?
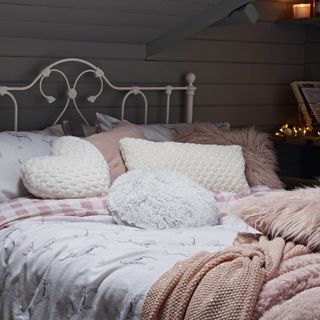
141,233,309,320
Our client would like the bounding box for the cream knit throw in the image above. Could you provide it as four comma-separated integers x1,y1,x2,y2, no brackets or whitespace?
141,233,309,320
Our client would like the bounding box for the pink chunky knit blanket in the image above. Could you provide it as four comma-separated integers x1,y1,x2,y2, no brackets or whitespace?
254,253,320,319
141,233,313,320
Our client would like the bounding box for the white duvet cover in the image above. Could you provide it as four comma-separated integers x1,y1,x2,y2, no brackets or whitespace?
0,214,256,320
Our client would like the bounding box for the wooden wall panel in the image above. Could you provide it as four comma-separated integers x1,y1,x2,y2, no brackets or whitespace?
0,37,146,60
0,0,306,131
0,21,164,44
0,57,303,85
0,0,209,17
0,3,186,29
304,26,320,81
150,39,304,64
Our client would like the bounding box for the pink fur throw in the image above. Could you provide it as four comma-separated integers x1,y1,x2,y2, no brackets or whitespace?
233,187,320,251
254,253,320,319
174,126,283,189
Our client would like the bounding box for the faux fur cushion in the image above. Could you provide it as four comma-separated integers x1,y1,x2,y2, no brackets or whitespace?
120,138,250,194
21,137,111,199
107,169,219,229
174,126,283,189
233,187,320,251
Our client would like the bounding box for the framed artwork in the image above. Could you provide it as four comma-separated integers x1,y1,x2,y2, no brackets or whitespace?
291,81,320,126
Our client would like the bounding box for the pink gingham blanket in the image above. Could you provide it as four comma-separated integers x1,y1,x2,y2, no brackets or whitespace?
0,186,272,230
214,185,272,218
0,196,110,229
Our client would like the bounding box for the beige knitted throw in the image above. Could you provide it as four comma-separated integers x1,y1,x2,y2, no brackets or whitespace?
141,233,309,320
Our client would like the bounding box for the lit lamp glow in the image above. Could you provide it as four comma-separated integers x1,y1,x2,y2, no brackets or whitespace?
293,3,311,19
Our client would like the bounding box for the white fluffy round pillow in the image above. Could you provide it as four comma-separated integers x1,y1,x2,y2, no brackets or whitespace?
21,136,110,199
107,169,219,229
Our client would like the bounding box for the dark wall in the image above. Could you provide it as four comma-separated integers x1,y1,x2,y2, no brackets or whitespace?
0,0,308,131
304,26,320,81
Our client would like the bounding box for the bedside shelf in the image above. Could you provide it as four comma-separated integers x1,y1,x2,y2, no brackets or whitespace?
273,137,320,189
280,176,320,190
279,17,320,25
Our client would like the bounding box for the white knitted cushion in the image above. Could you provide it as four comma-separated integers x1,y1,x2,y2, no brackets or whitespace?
21,137,111,199
120,138,250,194
108,169,219,229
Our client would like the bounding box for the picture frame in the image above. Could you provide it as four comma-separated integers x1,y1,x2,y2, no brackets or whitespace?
291,81,320,126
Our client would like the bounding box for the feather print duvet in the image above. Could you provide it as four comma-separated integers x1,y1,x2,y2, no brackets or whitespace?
0,215,256,320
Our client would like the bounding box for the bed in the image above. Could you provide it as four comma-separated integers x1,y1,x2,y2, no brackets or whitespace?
0,58,318,320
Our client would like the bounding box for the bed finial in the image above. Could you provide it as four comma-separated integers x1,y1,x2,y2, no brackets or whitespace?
186,73,196,86
185,73,196,124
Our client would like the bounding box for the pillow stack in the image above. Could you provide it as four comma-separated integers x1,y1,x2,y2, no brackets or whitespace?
19,121,146,200
16,114,282,202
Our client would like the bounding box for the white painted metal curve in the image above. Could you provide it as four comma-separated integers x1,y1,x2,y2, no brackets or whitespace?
0,58,196,131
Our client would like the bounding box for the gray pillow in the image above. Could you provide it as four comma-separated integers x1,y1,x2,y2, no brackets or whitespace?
107,169,219,229
96,113,230,142
0,130,61,202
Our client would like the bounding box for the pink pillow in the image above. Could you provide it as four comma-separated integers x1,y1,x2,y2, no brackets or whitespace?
86,121,144,181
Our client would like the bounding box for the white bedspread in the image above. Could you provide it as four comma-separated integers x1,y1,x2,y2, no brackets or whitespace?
0,214,256,320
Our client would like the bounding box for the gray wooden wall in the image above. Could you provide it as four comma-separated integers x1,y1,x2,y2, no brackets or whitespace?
305,26,320,81
0,0,315,131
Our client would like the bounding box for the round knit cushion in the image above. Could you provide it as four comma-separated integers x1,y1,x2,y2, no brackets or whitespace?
107,169,219,229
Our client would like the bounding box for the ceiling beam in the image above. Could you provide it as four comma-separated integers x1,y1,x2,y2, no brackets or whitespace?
147,0,256,57
214,3,259,26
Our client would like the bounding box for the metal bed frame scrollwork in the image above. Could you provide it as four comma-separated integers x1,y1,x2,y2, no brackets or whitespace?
0,58,197,131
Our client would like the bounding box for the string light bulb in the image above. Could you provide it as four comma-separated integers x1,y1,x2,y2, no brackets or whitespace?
274,123,315,137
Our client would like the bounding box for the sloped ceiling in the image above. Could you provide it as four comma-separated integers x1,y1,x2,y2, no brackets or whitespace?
0,0,257,56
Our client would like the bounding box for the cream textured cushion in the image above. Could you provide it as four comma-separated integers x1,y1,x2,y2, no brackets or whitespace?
21,137,111,199
174,126,283,189
120,138,250,194
108,169,219,229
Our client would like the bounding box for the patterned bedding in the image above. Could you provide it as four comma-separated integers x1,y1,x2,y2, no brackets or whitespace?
0,187,269,320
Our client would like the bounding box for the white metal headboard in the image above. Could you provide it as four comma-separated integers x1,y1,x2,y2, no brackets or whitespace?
0,58,196,131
